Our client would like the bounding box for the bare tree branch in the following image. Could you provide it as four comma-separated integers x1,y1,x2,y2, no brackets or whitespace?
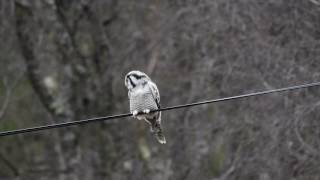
54,0,87,63
15,2,56,115
15,3,80,180
294,112,320,157
0,152,20,177
213,165,235,180
0,73,23,120
0,78,12,120
309,0,320,5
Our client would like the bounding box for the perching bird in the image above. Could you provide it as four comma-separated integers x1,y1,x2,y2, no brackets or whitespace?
125,70,166,144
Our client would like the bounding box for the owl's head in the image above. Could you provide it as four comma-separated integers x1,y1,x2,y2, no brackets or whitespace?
125,70,151,90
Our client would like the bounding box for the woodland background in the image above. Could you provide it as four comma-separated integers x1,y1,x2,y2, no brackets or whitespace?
0,0,320,179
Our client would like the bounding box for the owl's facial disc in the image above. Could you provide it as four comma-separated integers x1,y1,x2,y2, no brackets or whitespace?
125,75,136,89
125,71,150,89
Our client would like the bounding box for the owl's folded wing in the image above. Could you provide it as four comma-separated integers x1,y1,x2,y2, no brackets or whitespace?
147,81,161,109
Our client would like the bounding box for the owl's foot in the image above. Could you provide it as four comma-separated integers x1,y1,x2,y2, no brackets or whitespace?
143,109,150,114
132,110,139,118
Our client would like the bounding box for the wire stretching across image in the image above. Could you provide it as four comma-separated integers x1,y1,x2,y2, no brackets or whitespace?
0,81,319,137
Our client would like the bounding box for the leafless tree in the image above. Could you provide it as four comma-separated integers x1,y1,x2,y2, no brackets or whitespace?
0,0,320,179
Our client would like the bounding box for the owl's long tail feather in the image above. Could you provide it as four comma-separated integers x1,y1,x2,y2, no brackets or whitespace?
146,115,166,144
152,122,166,144
155,130,166,144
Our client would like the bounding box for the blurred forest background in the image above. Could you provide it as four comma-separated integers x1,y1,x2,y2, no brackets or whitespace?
0,0,320,179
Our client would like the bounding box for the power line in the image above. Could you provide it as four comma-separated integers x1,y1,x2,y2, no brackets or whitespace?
0,81,320,137
156,81,320,112
0,113,132,137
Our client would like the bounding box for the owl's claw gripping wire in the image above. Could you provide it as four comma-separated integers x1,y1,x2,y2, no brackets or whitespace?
132,110,139,118
143,109,150,114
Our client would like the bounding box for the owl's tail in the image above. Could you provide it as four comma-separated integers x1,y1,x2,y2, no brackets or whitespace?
155,129,166,144
152,121,166,144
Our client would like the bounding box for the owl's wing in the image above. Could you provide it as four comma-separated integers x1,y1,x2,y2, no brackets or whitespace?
127,90,131,100
148,81,160,108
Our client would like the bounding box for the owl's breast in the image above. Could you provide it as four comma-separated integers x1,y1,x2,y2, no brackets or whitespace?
130,90,158,112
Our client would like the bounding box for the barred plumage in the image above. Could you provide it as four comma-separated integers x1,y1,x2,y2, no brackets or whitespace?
125,70,166,144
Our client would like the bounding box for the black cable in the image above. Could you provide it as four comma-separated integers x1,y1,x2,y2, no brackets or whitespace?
0,113,132,137
155,81,320,112
0,81,320,137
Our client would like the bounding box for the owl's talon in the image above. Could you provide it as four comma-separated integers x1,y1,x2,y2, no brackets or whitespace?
132,110,139,117
143,109,150,114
